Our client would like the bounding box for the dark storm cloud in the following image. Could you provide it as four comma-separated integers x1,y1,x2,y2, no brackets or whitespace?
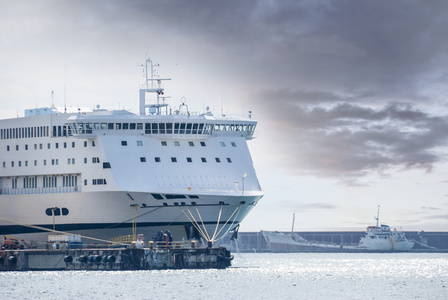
255,97,448,177
3,0,448,179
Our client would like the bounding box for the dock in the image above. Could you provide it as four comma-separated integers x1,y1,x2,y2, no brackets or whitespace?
0,246,233,271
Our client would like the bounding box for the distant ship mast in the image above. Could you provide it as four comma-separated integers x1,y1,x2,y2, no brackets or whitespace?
375,205,380,227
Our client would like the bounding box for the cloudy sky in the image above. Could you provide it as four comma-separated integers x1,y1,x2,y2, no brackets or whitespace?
1,0,448,232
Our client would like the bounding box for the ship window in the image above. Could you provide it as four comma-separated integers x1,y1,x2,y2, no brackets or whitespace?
200,141,206,147
47,143,51,149
180,123,186,134
123,123,129,130
192,123,199,134
220,142,226,147
140,157,146,162
121,141,127,146
159,123,165,134
227,158,232,163
67,158,71,164
137,123,143,130
55,143,58,149
34,160,37,166
2,162,5,168
116,123,122,129
201,157,207,163
161,141,167,146
154,157,161,162
92,157,100,163
92,141,95,147
174,141,180,146
130,123,136,130
6,145,9,151
92,178,107,185
103,162,111,168
64,142,67,148
43,160,46,166
215,157,221,163
188,141,194,147
84,141,87,147
137,141,143,146
72,142,75,148
166,123,173,134
152,123,158,134
40,144,43,149
171,157,177,162
46,208,61,216
84,158,87,164
71,158,75,164
186,123,192,134
18,161,22,167
84,179,87,186
186,157,192,163
189,195,199,199
174,123,180,134
108,123,114,130
166,194,187,199
231,142,236,147
152,193,164,200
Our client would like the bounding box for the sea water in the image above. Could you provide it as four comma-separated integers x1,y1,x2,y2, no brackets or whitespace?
1,253,447,299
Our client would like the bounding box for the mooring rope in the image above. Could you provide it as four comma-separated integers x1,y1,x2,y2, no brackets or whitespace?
0,216,120,245
210,204,223,242
181,202,243,243
182,208,209,240
195,206,211,241
211,203,242,242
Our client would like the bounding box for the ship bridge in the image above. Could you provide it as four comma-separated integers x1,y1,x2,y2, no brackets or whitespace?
66,113,257,140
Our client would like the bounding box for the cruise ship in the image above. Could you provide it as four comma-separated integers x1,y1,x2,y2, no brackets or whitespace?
0,58,263,246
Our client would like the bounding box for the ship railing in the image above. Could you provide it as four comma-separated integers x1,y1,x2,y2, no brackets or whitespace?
107,235,193,249
0,186,81,195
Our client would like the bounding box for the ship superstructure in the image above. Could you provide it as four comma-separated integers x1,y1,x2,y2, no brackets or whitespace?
0,58,263,246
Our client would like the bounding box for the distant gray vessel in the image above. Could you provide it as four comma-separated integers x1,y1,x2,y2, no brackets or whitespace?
358,206,414,251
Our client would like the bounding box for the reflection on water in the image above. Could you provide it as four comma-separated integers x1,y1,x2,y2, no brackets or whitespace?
1,253,447,299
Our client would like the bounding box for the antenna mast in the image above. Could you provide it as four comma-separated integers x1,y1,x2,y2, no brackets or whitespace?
375,205,380,227
291,213,296,237
139,56,171,116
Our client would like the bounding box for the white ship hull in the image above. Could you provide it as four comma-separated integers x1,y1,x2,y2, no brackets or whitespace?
0,58,264,246
0,190,262,244
358,236,414,251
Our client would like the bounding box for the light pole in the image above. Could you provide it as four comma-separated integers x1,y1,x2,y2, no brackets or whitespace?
50,207,58,232
242,173,247,196
130,204,139,241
